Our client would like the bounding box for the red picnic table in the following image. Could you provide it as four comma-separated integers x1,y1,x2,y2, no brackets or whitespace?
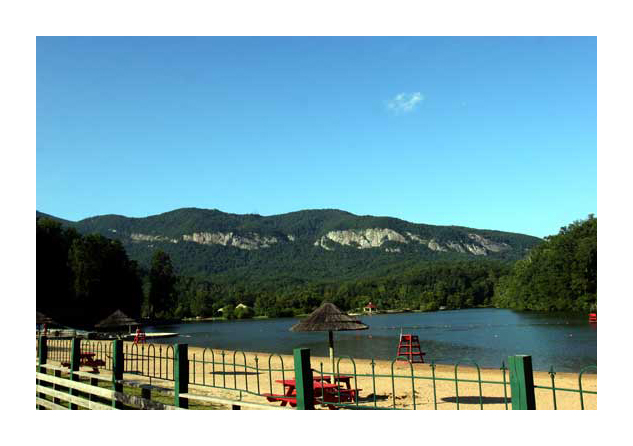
312,375,354,390
264,378,361,409
61,352,106,374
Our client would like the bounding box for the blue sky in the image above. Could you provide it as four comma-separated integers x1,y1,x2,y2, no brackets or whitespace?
36,37,596,237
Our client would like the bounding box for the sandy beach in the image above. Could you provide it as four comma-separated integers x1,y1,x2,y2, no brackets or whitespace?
43,340,596,410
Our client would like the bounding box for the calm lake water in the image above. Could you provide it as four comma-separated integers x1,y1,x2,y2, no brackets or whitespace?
145,308,597,372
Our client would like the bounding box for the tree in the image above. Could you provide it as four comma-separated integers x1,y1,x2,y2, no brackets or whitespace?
493,216,597,312
68,234,143,323
36,218,80,318
149,250,177,319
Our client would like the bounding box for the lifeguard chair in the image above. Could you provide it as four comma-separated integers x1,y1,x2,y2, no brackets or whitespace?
133,327,146,345
396,333,426,363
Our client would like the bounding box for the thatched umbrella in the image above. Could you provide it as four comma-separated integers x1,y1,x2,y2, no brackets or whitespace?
290,302,368,374
36,311,55,325
36,311,56,336
95,310,139,333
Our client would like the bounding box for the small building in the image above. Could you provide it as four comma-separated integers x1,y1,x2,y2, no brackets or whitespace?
235,303,249,310
363,302,377,314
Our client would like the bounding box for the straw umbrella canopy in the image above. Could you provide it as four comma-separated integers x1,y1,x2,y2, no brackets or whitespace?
36,311,56,336
36,311,55,325
290,302,368,374
95,310,139,332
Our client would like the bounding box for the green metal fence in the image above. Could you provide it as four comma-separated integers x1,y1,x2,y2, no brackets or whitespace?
188,348,295,399
37,335,596,410
534,364,598,410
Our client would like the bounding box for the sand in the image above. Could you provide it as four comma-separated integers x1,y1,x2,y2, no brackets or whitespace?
43,340,597,410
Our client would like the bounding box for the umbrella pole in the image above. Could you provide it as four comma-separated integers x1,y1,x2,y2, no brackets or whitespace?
329,330,335,376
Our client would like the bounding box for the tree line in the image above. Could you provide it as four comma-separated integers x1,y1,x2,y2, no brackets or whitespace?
36,215,597,327
492,215,597,312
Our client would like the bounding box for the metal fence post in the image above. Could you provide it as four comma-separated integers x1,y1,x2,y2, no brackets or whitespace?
174,343,189,409
293,348,314,410
112,339,124,409
508,355,536,410
37,334,48,409
69,337,81,410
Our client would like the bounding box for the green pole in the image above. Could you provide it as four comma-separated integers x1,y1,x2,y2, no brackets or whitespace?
293,348,314,410
37,334,48,409
69,338,81,410
112,339,124,409
508,355,536,410
174,343,189,408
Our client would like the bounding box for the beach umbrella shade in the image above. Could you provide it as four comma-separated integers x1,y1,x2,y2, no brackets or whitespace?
36,311,55,325
36,311,57,336
290,302,368,375
95,309,139,332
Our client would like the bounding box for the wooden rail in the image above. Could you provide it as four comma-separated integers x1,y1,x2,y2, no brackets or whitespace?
180,392,291,410
36,370,180,410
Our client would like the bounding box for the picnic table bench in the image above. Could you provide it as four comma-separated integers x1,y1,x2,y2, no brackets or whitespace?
264,378,362,410
312,374,354,389
61,352,106,374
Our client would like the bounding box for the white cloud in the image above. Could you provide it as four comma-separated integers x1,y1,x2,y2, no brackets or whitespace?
387,92,424,113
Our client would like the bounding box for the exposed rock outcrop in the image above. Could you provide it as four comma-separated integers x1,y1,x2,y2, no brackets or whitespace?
130,233,179,244
427,239,448,252
182,232,278,250
311,228,512,257
467,233,509,253
315,228,408,249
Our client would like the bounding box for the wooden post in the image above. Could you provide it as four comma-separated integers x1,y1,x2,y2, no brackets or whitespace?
328,331,335,375
53,369,62,406
89,377,99,403
293,348,314,410
141,385,151,401
508,355,536,410
37,334,48,409
69,338,81,410
174,343,189,409
112,339,124,409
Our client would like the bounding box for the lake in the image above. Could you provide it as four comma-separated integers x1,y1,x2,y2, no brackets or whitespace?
145,308,597,372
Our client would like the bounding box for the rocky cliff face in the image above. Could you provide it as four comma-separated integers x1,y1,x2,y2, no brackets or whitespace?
314,228,407,249
182,232,279,250
311,228,510,256
127,227,511,256
130,233,179,244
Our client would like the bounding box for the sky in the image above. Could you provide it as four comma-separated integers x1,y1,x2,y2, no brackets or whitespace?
36,36,596,238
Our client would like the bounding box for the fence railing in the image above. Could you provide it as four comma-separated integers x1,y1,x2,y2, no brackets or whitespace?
36,335,596,410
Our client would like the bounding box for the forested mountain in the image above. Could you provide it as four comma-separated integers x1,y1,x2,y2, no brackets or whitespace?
492,215,597,312
36,209,596,323
37,208,542,283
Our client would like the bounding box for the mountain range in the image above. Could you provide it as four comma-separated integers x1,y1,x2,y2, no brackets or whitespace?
36,208,542,282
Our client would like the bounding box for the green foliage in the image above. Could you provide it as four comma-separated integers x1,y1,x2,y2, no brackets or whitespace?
36,217,143,327
62,207,542,283
220,305,235,319
149,250,177,319
165,259,510,319
234,305,254,319
493,215,597,312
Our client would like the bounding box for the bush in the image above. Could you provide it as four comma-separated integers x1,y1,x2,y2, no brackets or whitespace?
234,306,254,319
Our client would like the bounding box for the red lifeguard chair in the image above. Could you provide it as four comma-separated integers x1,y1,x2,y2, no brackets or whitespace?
133,327,146,345
396,333,426,363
